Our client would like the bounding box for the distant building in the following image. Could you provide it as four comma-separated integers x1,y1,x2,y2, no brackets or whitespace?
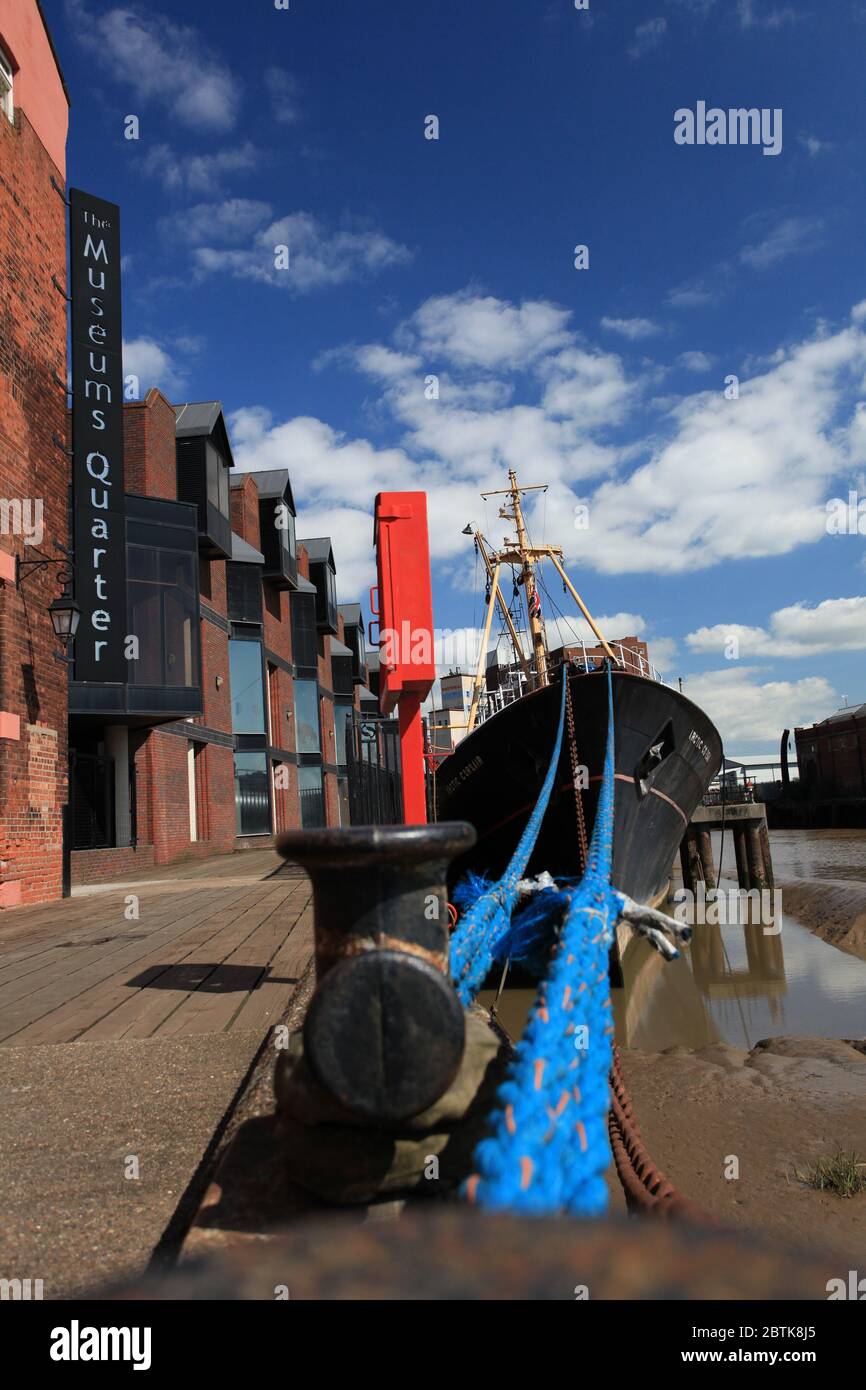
795,703,866,803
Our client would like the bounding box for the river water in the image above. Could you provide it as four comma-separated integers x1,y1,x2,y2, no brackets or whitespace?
481,828,866,1050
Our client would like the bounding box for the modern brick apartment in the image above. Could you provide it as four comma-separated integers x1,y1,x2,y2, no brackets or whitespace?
66,388,378,888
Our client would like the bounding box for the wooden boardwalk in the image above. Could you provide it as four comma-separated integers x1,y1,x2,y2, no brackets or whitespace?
0,857,314,1048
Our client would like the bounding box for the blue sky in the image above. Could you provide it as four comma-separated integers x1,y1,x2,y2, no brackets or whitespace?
52,0,866,754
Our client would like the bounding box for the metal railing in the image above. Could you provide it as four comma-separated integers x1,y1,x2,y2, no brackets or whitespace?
430,643,670,754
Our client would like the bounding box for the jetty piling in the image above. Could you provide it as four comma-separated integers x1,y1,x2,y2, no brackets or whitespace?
680,801,775,895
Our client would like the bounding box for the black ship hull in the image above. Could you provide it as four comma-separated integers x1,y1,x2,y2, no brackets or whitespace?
434,669,722,907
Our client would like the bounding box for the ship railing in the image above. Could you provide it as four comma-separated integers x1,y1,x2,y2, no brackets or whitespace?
570,638,667,686
463,646,669,738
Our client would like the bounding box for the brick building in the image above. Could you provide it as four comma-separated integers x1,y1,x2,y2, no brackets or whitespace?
0,0,70,907
0,0,393,909
794,702,866,804
68,390,373,887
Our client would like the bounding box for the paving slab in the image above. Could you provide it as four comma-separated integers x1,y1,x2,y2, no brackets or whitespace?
0,1031,265,1299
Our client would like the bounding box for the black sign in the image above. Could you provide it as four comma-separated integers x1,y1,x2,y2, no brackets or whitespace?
70,189,127,683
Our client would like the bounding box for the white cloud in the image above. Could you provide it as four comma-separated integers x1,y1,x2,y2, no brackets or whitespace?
680,667,836,748
737,0,799,29
686,597,866,658
142,143,260,195
740,216,822,270
628,17,668,58
122,337,185,397
667,277,724,309
190,211,412,293
572,318,866,574
600,316,661,340
798,134,833,158
161,198,273,246
67,1,239,132
677,350,715,372
402,292,571,370
229,292,866,593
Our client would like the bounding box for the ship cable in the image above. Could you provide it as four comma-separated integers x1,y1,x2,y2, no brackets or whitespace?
449,676,570,1007
450,665,705,1219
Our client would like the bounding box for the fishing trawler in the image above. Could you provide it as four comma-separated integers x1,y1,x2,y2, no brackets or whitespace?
433,471,722,910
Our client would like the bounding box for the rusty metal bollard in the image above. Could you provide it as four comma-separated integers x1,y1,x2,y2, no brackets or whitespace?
277,822,476,1124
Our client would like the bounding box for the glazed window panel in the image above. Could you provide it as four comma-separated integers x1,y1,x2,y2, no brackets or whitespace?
298,765,325,829
234,752,271,836
229,640,266,734
295,679,321,753
127,545,199,687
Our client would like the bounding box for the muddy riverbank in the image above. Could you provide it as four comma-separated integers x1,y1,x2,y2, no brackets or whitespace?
779,878,866,963
620,1035,866,1268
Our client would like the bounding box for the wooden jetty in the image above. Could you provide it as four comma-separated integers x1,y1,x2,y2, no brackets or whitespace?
680,799,774,893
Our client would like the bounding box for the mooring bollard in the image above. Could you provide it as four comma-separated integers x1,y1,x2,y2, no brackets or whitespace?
277,822,476,1124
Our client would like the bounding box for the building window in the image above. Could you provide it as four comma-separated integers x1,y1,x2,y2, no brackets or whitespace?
0,48,13,124
127,546,199,687
279,504,296,563
295,678,320,753
234,751,271,836
229,639,266,733
206,443,230,523
298,766,325,828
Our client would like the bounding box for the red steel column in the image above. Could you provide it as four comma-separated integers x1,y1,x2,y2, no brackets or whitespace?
398,692,427,824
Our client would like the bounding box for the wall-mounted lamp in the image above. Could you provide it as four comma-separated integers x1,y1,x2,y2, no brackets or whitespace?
16,542,78,665
215,675,224,690
48,585,81,645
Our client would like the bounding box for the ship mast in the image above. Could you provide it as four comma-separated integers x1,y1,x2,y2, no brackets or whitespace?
481,469,551,689
463,469,620,736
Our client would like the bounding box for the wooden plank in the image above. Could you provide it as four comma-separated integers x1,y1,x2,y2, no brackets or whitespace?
13,885,283,1047
0,887,226,998
152,888,310,1039
75,884,296,1042
226,900,315,1035
0,885,257,1044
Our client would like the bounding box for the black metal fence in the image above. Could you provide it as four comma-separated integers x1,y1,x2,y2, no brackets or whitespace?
345,711,403,825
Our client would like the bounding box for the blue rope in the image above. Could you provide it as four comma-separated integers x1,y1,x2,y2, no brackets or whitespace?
458,666,621,1217
449,676,568,1007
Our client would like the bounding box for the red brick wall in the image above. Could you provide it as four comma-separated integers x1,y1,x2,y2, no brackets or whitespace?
0,104,69,908
123,389,177,499
139,730,235,866
229,474,261,549
70,844,155,886
200,617,231,732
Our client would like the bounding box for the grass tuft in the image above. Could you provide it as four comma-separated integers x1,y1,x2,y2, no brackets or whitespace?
795,1149,866,1199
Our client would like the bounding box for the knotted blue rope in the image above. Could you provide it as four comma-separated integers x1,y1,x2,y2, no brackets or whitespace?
457,666,621,1217
449,676,568,1007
